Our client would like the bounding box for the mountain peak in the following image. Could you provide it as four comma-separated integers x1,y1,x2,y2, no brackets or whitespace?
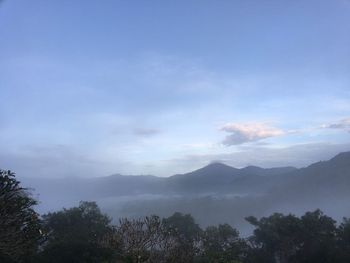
205,162,234,169
197,162,239,173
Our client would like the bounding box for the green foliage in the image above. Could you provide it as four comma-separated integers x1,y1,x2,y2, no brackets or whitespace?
245,209,347,263
37,201,114,263
36,206,350,263
163,212,202,241
297,210,338,262
163,212,202,262
245,213,302,263
338,218,350,262
0,170,42,263
199,224,246,263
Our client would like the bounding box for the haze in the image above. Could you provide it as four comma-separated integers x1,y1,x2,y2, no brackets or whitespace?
1,0,350,238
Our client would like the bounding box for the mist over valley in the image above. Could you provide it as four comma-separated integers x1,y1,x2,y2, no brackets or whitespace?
20,151,350,235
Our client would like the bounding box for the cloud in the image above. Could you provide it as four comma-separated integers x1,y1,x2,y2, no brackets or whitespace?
220,122,285,146
322,118,350,133
133,128,160,137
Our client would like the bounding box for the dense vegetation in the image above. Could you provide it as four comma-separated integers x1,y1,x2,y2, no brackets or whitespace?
1,170,350,263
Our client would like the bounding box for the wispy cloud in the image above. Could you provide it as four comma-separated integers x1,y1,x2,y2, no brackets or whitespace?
133,128,160,137
220,123,285,146
321,118,350,133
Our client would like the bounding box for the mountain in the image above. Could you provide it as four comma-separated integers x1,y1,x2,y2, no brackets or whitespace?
171,162,241,181
240,165,297,176
19,151,350,230
166,163,241,193
165,162,298,194
23,152,350,200
274,151,350,200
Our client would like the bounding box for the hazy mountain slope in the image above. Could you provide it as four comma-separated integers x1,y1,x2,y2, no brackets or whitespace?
22,152,350,201
165,162,297,194
166,163,242,193
18,151,350,228
117,152,350,231
240,166,297,176
273,152,350,201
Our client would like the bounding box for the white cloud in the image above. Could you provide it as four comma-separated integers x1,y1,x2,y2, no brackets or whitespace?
322,118,350,133
220,122,285,146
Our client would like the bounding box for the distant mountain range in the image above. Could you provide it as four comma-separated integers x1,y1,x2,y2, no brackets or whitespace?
22,151,350,200
20,151,350,230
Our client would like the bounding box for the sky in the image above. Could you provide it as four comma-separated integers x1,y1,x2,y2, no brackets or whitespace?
0,0,350,177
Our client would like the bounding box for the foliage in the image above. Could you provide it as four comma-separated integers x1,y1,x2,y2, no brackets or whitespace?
199,224,246,263
105,215,183,263
245,213,302,263
338,218,350,262
245,209,345,263
36,204,350,263
2,169,350,263
0,170,42,263
163,212,202,262
37,201,114,263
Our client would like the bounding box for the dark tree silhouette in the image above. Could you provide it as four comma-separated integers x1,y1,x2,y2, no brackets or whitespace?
0,170,42,262
163,212,202,262
111,215,182,263
38,201,113,263
245,210,344,263
200,224,246,263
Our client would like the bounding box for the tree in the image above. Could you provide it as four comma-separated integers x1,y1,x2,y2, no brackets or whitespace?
245,210,341,263
199,224,246,263
337,218,350,262
0,169,42,263
38,201,113,263
296,210,338,263
110,215,183,263
245,213,303,263
163,212,202,262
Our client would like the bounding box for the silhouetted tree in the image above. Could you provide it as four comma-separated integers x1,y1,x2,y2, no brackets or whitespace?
163,212,202,262
0,170,42,263
37,201,113,263
296,210,338,263
199,224,246,263
245,210,343,263
245,213,302,263
109,215,184,263
337,217,350,262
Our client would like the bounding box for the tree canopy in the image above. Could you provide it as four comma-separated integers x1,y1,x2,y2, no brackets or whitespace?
0,170,42,263
2,170,350,263
37,201,113,263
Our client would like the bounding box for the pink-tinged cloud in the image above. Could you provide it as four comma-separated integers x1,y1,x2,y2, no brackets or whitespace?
221,123,285,146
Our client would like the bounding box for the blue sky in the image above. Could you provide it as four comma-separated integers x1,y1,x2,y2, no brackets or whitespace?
0,0,350,177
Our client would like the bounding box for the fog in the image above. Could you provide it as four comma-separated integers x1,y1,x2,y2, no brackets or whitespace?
18,152,350,236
